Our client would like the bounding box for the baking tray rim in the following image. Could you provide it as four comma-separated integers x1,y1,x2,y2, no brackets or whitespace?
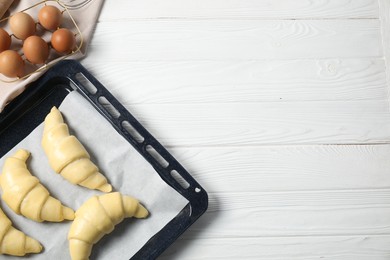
0,60,209,260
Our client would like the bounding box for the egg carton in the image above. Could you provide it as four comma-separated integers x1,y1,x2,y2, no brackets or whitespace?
0,0,83,83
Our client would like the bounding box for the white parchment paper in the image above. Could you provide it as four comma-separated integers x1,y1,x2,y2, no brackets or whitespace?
0,91,189,259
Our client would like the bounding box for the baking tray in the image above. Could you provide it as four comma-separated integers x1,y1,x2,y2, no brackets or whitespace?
0,60,208,259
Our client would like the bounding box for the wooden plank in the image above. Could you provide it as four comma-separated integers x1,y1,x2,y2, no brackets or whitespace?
99,0,378,20
379,0,390,61
86,20,382,61
167,145,390,192
90,1,390,259
159,235,390,259
121,101,390,146
378,0,390,110
185,190,390,238
82,58,387,104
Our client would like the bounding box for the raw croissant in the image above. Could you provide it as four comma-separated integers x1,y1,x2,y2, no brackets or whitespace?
68,192,148,260
42,106,112,192
0,206,42,256
0,149,75,222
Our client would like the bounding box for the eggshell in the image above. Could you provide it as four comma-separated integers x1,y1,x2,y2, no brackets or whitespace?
9,12,36,40
23,36,49,64
0,50,24,78
0,28,11,52
51,28,75,54
38,5,62,31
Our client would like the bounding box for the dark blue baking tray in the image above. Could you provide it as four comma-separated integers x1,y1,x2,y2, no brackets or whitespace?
0,60,208,260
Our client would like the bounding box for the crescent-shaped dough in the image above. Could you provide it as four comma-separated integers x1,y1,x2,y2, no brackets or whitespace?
0,206,42,256
68,192,148,260
0,149,74,222
42,107,112,192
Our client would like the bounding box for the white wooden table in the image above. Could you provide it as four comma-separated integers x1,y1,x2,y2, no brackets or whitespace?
82,1,390,259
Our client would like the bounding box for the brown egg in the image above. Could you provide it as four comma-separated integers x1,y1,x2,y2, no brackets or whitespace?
23,36,49,64
0,50,24,78
38,5,62,31
9,12,36,40
0,28,11,52
51,28,75,54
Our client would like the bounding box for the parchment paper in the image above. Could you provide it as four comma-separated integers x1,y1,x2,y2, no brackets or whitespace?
0,91,189,259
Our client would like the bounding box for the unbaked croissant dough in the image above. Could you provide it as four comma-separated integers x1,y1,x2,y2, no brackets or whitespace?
42,106,112,192
0,149,75,222
0,206,42,256
68,192,148,260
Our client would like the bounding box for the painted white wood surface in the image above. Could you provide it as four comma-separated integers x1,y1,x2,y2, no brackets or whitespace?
98,0,379,19
86,20,382,61
84,59,388,103
82,0,390,259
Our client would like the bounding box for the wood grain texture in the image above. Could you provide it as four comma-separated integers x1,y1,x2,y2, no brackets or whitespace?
98,0,378,20
187,190,390,238
378,0,390,109
82,58,387,104
84,0,390,258
121,101,390,146
159,235,390,259
86,20,382,61
167,145,390,192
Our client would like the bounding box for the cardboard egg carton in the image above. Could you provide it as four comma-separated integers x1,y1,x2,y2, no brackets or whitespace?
0,0,83,82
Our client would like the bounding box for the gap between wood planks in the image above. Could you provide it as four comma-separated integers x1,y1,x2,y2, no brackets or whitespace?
177,233,390,239
97,17,380,22
161,143,390,148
